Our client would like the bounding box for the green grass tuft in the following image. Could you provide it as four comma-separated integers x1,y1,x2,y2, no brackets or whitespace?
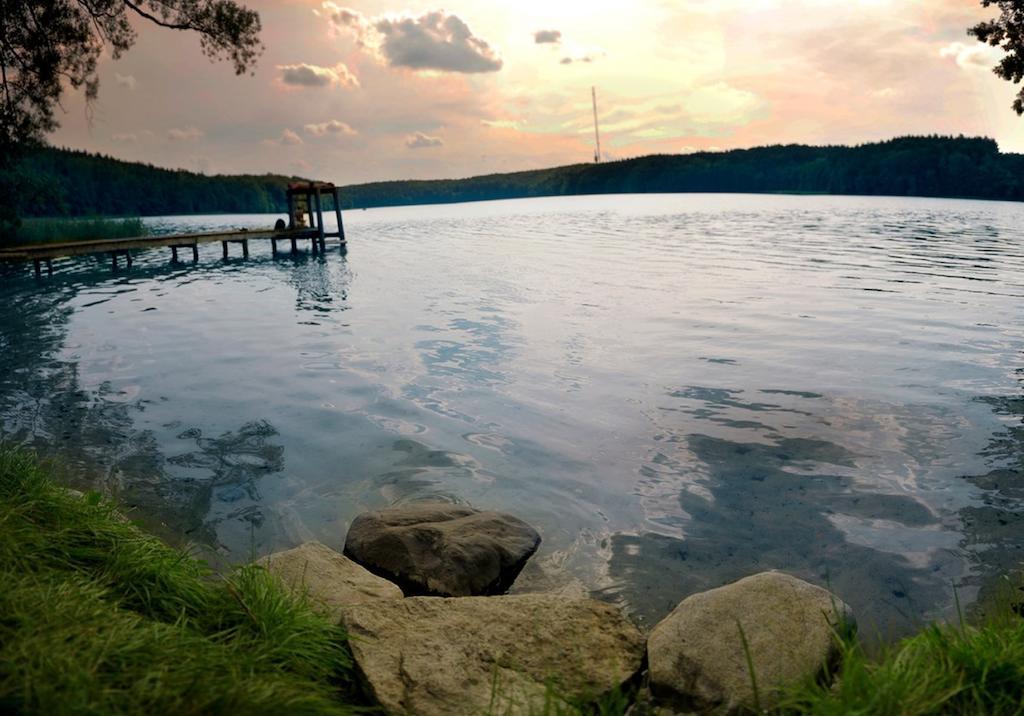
11,216,148,245
779,600,1024,715
0,446,360,715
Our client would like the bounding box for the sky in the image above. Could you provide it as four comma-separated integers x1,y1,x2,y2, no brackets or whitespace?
49,0,1024,184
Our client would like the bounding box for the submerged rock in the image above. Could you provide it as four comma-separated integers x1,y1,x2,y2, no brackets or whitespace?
256,541,402,622
647,570,853,714
343,503,541,596
342,594,644,715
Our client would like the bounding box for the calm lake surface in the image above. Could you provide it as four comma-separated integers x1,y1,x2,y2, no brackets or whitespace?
2,193,1022,634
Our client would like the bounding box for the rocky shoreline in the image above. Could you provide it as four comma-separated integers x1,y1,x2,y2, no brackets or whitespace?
258,503,854,715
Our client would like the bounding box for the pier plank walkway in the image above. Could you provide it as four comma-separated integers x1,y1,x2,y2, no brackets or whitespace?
0,227,312,262
0,227,337,276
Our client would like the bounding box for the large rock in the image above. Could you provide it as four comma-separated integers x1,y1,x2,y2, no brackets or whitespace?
647,571,853,714
342,594,644,715
343,503,541,596
256,541,402,621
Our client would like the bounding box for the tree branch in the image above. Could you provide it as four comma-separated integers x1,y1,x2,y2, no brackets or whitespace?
74,0,111,45
123,0,195,31
0,8,11,115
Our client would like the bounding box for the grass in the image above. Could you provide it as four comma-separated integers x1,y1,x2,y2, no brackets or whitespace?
485,675,635,716
9,216,148,245
778,605,1024,716
2,444,1023,715
0,445,361,715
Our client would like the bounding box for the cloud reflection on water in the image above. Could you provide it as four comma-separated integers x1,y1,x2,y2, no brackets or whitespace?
1,195,1022,637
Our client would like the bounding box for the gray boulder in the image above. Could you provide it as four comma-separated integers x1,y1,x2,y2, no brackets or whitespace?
256,541,402,622
647,570,853,714
342,594,644,715
343,503,541,596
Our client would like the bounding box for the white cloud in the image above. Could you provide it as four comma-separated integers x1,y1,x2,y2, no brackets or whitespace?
280,128,303,145
939,41,1002,71
114,73,137,90
167,126,203,142
304,119,358,136
482,119,524,130
559,46,606,65
406,131,443,148
263,128,304,147
871,86,901,100
319,2,366,36
685,82,763,124
323,5,502,73
560,84,763,146
112,132,138,142
277,62,360,89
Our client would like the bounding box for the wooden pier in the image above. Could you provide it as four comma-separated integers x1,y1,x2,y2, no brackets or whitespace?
0,181,346,277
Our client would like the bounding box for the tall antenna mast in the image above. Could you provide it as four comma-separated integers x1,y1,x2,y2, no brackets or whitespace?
591,86,601,163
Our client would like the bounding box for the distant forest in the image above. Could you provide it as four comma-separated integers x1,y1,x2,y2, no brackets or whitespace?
10,136,1024,218
11,149,302,217
343,136,1024,208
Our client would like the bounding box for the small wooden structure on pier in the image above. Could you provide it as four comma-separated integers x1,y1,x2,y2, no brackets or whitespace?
0,181,347,277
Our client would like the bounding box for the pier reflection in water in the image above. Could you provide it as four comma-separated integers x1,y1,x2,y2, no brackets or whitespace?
0,194,1022,635
0,251,346,553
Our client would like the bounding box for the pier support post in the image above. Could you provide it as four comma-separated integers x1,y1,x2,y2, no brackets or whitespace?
242,239,249,258
111,252,118,270
333,187,346,249
46,259,52,275
125,251,132,268
290,237,297,254
171,246,178,262
192,243,199,262
222,241,228,259
314,189,326,247
33,259,41,278
271,237,277,255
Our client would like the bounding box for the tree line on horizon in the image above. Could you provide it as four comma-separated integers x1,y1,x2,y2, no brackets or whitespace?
6,135,1024,221
343,135,1024,208
10,147,301,217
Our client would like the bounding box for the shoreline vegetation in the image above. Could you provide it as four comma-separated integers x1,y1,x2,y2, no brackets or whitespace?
2,444,1023,714
0,447,362,715
14,217,149,245
5,137,1023,230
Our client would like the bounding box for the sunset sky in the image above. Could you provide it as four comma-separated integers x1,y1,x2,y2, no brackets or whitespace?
50,0,1024,184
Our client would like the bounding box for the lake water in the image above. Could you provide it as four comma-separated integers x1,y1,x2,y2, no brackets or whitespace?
2,193,1022,635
